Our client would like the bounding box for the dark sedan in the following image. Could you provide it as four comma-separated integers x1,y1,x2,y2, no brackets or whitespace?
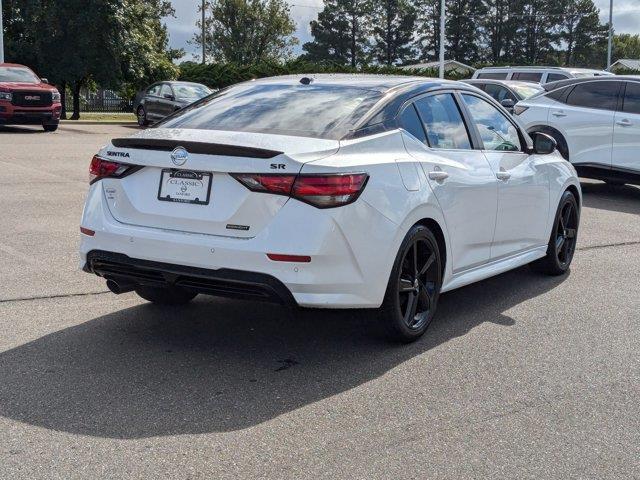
463,79,543,113
135,81,212,126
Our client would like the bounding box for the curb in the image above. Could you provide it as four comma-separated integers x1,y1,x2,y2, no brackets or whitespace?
61,121,138,126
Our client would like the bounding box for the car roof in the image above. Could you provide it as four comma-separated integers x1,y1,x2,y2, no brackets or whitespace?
543,75,640,91
464,79,543,89
240,74,459,93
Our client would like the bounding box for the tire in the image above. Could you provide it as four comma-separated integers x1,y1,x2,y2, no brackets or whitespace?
530,190,579,276
379,225,443,343
135,286,197,305
136,106,148,127
43,123,59,132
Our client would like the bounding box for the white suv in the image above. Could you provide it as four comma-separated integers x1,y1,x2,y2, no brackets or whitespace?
472,67,613,84
516,76,640,186
80,75,580,342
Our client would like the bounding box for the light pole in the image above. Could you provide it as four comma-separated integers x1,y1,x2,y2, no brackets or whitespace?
606,0,613,70
439,0,445,79
201,0,206,64
0,0,5,63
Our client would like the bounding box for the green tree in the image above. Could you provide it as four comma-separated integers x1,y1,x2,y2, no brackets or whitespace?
566,0,608,67
515,0,563,64
193,0,297,64
302,0,370,67
369,0,417,66
613,34,640,61
2,0,180,119
413,0,441,62
446,0,486,64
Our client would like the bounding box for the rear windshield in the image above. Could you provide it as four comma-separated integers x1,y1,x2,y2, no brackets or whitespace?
159,83,383,139
510,83,543,99
0,67,40,83
173,83,211,100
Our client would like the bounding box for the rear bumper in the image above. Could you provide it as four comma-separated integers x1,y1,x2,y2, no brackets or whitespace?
80,181,400,308
86,250,296,306
0,102,62,125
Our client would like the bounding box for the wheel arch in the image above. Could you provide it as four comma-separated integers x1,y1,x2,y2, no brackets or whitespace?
527,125,569,160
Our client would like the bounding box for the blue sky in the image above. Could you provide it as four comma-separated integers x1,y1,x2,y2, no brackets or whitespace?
166,0,640,61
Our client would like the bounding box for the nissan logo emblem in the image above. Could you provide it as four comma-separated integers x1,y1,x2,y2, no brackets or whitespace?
171,146,189,166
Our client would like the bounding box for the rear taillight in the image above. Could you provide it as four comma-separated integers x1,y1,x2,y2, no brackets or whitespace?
232,172,368,208
89,155,132,184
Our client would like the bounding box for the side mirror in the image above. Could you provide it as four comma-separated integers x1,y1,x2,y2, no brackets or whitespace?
40,78,49,84
530,131,557,155
164,94,175,101
500,98,515,111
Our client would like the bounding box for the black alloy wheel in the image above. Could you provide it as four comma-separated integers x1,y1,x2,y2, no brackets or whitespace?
381,225,442,343
531,190,579,275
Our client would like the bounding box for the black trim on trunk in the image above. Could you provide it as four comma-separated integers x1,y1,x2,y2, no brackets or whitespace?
110,138,283,159
85,250,297,306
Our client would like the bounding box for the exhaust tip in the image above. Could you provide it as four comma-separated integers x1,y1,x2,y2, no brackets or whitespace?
106,279,135,295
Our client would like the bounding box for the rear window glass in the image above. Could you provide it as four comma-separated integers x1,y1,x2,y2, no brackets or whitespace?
565,81,620,111
512,72,543,82
399,104,427,143
477,72,508,80
159,83,383,140
623,82,640,115
173,84,211,100
547,73,569,83
0,67,40,83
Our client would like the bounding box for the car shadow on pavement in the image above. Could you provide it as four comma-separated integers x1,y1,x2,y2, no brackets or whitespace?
0,126,45,134
581,181,640,215
0,266,566,439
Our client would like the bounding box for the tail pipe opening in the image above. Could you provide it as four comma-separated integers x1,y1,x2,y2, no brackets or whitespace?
106,279,136,295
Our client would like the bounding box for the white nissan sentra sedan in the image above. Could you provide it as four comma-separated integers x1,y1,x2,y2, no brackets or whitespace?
80,75,581,342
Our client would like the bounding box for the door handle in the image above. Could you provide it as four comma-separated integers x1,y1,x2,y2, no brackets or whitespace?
616,119,632,127
428,171,449,182
551,111,567,117
496,170,511,181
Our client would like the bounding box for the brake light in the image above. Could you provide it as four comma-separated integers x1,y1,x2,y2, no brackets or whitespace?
232,172,368,209
89,155,132,184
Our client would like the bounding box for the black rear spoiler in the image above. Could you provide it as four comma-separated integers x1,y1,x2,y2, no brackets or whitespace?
111,138,283,159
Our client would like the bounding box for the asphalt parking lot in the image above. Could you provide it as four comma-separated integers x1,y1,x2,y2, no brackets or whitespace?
1,123,639,479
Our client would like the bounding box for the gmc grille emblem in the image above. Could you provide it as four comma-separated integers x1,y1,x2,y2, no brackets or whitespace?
24,95,41,101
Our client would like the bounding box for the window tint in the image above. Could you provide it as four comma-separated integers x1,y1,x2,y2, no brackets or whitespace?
483,84,516,102
414,94,472,150
623,82,640,115
511,72,543,82
147,84,161,96
461,94,522,152
477,72,508,80
160,83,383,140
0,67,40,83
547,73,569,83
173,84,211,100
399,104,427,143
565,81,620,111
546,86,570,103
160,84,174,98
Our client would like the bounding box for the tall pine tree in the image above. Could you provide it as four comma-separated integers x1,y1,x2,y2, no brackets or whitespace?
302,0,370,67
446,0,486,64
369,0,417,66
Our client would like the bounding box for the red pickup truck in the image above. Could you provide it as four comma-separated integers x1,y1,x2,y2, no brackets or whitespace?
0,63,62,132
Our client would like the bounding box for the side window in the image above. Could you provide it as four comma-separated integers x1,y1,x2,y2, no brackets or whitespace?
147,84,161,96
160,84,174,98
399,104,427,143
461,94,522,152
546,86,570,103
414,94,472,150
477,72,508,80
484,84,516,103
565,81,620,111
623,82,640,115
547,73,569,83
512,72,543,82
